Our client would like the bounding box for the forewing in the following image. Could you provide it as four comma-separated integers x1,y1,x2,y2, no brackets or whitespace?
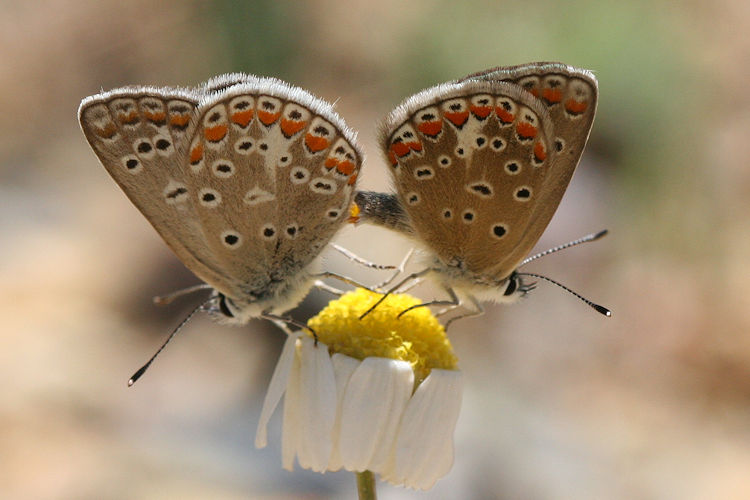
461,63,598,273
79,76,361,302
78,86,237,290
184,80,361,298
379,79,555,278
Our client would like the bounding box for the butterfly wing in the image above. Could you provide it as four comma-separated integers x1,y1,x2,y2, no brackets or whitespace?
78,85,236,289
379,79,556,279
184,79,361,300
79,76,361,304
460,63,598,274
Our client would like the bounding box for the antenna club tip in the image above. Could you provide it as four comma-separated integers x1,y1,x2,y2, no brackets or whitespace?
127,379,135,387
594,229,609,240
594,304,612,316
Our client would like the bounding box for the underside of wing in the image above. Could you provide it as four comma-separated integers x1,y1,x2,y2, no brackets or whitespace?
78,86,237,291
379,79,555,279
461,63,599,273
184,79,362,299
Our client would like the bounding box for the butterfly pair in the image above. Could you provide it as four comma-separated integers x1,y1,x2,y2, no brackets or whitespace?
79,62,604,337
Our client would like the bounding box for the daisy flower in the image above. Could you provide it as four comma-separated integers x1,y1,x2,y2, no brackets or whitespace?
255,288,463,493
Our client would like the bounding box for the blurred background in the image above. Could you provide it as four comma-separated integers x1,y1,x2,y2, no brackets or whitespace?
2,0,749,498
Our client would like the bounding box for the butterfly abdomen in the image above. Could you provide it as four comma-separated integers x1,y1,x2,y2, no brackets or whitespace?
353,191,413,235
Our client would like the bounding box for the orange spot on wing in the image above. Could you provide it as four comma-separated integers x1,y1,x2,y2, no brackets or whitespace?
391,142,411,158
258,110,280,125
470,105,492,119
565,98,588,115
305,133,329,152
204,125,228,142
231,110,254,127
280,118,306,137
516,121,537,139
528,88,540,97
119,111,139,125
190,143,203,163
169,115,190,128
337,160,356,176
407,141,422,153
444,111,469,127
542,88,562,104
324,157,339,170
96,123,118,139
347,173,358,185
417,120,442,137
534,141,547,162
144,111,166,124
388,150,398,166
495,107,515,124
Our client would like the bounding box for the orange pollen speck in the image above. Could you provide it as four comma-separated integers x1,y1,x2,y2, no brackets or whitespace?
337,160,355,176
204,125,228,142
516,122,537,139
231,110,254,127
391,142,411,157
417,121,442,137
348,202,361,223
444,111,469,127
305,134,329,152
189,143,203,163
534,141,547,161
258,111,280,125
542,88,563,103
565,98,588,114
280,118,306,137
470,105,492,118
495,108,515,124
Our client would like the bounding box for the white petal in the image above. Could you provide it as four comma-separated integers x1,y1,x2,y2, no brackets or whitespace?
338,358,414,472
327,353,362,471
386,369,463,490
295,337,337,472
255,332,303,449
281,337,303,470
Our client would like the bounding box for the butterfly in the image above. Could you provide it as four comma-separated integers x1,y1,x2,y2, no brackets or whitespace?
352,62,609,324
79,74,362,331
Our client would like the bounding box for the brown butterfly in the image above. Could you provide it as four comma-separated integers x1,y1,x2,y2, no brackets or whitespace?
353,62,609,325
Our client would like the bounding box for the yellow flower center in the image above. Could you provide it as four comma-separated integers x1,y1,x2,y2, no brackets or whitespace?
307,288,458,385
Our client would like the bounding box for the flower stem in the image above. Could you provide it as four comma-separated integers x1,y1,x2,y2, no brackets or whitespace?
356,470,377,500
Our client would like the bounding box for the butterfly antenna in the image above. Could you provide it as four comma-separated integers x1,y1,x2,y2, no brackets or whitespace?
153,284,212,306
515,272,611,317
128,297,211,386
520,229,608,267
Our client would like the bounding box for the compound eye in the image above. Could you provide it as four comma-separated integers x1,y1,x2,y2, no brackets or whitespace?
503,276,518,296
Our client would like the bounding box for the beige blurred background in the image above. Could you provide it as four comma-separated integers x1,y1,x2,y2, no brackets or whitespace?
2,1,749,499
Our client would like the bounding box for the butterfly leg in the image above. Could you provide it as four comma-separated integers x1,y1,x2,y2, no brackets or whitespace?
261,313,317,343
443,295,484,330
152,283,213,306
329,243,398,270
373,248,415,291
314,279,345,296
313,271,382,293
397,286,459,319
359,267,435,320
